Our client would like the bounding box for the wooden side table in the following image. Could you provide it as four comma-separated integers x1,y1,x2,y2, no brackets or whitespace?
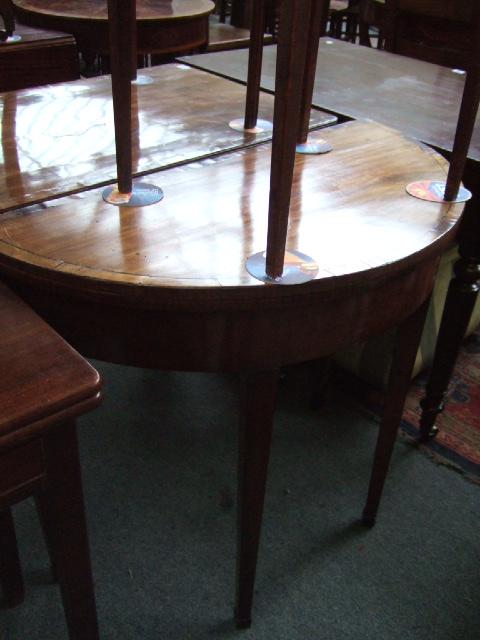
0,119,465,625
13,0,215,63
0,22,79,91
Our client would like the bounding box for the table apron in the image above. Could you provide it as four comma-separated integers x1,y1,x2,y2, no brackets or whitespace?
2,259,438,372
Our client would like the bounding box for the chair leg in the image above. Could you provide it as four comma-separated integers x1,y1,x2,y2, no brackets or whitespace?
37,421,99,640
34,494,58,583
235,369,279,629
362,297,430,526
359,21,371,46
0,507,25,607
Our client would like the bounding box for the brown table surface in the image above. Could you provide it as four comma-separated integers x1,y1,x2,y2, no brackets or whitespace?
0,63,335,213
179,37,479,162
0,119,461,327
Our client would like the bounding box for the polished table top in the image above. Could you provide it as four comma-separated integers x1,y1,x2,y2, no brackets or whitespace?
0,118,463,370
0,121,461,303
180,37,480,162
0,63,335,213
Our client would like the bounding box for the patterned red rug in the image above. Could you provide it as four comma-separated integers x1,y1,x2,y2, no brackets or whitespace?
400,331,480,484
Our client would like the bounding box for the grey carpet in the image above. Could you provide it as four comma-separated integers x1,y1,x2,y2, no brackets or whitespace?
2,361,479,639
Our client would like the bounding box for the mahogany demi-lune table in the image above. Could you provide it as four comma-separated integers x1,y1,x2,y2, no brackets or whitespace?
0,118,464,623
13,0,215,59
180,36,480,439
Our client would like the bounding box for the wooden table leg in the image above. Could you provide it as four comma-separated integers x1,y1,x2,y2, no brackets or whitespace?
244,0,266,129
0,507,25,607
37,422,99,640
107,0,133,194
362,297,431,526
419,198,480,440
297,0,329,144
235,369,278,628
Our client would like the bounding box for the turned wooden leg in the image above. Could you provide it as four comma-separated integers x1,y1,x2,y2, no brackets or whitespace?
419,249,480,441
37,421,99,640
235,370,279,629
0,507,24,607
362,298,430,527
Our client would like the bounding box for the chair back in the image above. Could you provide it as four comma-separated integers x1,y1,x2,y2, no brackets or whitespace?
384,0,475,69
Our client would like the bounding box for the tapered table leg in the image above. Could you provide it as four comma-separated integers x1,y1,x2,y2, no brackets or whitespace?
235,369,279,629
362,297,430,527
0,507,24,607
38,421,99,640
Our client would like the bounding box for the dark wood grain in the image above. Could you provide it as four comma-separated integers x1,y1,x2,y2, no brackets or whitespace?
0,65,335,213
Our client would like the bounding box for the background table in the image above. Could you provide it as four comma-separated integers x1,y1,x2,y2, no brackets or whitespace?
180,37,480,161
0,22,79,91
13,0,216,60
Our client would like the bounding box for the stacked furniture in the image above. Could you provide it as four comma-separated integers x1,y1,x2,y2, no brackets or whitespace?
1,0,477,628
